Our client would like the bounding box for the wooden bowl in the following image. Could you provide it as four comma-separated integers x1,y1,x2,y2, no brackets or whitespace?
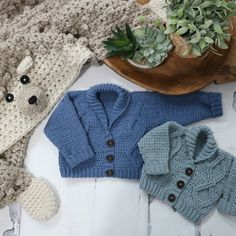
104,17,236,95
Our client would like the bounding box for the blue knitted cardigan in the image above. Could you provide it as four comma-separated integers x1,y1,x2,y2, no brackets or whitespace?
44,84,222,179
138,122,236,223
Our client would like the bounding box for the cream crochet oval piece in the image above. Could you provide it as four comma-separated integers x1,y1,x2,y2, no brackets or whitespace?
17,178,59,221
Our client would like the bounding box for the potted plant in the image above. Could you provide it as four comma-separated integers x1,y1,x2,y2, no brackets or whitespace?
103,18,173,68
164,0,236,58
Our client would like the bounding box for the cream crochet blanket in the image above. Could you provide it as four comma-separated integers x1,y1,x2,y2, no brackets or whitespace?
0,0,165,220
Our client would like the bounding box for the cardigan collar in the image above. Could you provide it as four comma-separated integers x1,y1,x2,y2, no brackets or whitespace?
149,122,218,164
86,84,130,129
185,126,218,163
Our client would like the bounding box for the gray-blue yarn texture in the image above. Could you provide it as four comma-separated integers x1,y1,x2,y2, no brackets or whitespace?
138,121,236,223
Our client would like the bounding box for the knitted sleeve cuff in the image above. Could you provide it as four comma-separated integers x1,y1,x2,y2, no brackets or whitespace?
144,157,169,175
209,93,223,117
217,159,236,216
217,198,236,216
66,147,94,168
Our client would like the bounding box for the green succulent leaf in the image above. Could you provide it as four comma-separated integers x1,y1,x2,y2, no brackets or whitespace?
177,19,188,28
192,46,202,56
177,8,184,18
165,0,236,56
176,27,189,35
164,25,176,34
125,24,138,47
156,32,166,43
190,30,201,44
192,0,202,6
213,24,223,34
204,36,214,44
200,1,211,9
199,39,206,50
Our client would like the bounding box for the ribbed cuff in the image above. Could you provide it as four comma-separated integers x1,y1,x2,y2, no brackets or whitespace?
174,199,202,224
67,147,94,168
140,177,203,223
60,167,141,179
209,93,223,117
144,160,169,175
218,198,236,216
139,177,166,199
217,159,236,216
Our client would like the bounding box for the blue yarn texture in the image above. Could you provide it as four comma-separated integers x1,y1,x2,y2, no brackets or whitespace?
138,121,236,223
44,84,223,179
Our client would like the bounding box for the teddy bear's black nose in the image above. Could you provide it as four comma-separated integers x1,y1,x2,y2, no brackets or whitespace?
28,95,37,105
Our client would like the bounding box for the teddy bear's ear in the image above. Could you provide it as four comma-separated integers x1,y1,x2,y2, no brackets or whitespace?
17,56,34,75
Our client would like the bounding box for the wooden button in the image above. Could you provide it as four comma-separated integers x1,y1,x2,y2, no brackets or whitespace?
177,180,185,189
168,194,176,203
106,169,114,177
185,168,193,176
107,139,115,147
106,155,114,162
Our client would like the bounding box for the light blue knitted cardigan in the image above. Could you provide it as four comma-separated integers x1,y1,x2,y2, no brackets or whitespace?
138,122,236,223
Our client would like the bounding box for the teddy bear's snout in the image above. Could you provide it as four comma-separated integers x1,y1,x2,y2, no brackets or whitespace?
16,86,48,115
28,95,38,105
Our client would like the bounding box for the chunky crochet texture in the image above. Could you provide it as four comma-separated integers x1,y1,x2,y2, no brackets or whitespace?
0,0,163,219
0,1,168,153
138,122,236,223
17,178,59,221
0,135,32,208
44,84,223,179
0,40,93,154
0,133,59,220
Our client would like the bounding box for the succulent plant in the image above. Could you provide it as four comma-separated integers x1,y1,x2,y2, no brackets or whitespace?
165,0,236,56
103,24,138,59
132,24,172,67
103,18,173,67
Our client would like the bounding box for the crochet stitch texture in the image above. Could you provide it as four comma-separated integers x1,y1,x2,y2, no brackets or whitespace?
0,135,32,208
0,0,152,217
138,122,236,223
44,84,223,179
0,133,59,221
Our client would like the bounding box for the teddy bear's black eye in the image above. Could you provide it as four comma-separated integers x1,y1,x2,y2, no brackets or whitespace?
5,93,14,103
20,75,30,85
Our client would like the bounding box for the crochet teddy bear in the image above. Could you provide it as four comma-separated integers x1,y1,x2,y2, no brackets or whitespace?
0,0,162,221
0,32,94,220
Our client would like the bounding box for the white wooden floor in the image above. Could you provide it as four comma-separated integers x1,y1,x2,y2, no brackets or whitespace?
1,64,236,236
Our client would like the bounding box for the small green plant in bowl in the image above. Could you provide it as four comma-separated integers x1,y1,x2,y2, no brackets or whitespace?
164,0,236,58
103,18,173,68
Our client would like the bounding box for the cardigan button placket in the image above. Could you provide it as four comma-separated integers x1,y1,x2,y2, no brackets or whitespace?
105,133,115,177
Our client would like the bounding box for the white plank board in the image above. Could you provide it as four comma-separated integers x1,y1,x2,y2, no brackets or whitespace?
0,207,12,235
0,65,236,236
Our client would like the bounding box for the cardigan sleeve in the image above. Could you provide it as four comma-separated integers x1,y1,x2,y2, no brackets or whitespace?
44,93,94,168
138,123,172,175
158,92,223,125
217,158,236,216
